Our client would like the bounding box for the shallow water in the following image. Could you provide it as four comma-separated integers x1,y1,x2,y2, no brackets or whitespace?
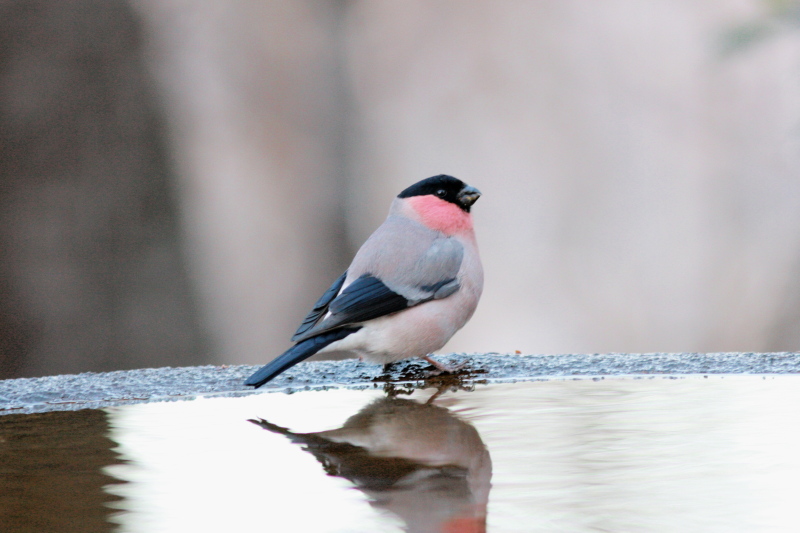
2,376,799,532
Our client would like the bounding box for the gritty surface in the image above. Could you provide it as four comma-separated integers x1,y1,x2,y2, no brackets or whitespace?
1,352,799,415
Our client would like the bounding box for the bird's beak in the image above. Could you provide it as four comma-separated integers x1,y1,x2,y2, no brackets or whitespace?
458,186,482,208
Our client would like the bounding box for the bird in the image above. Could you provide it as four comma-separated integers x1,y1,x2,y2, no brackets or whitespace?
244,174,483,388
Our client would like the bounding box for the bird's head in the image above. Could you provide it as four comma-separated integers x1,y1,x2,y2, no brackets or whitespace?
396,175,481,236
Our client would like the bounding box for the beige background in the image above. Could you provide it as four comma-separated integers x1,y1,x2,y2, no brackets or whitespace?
1,1,799,376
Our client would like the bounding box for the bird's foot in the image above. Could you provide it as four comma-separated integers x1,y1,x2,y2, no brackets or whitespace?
421,355,466,375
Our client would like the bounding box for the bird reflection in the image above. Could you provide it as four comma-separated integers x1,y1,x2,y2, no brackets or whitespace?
250,394,492,533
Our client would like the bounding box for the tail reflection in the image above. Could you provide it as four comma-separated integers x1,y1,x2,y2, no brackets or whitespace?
250,396,491,533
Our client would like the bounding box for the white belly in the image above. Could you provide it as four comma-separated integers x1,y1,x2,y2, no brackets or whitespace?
320,274,481,364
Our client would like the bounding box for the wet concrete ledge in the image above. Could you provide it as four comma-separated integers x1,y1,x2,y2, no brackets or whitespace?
1,352,799,416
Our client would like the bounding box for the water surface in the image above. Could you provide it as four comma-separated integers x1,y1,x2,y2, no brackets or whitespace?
2,376,799,532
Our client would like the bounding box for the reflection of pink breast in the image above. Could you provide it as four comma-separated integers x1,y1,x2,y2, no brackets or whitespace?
443,515,487,533
406,195,474,235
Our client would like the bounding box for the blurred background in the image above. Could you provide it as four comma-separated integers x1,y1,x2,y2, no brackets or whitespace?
1,0,799,379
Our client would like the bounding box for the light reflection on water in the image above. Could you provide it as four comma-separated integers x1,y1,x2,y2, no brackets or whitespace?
2,376,800,532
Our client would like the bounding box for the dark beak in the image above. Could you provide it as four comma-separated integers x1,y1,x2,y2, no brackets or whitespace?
457,185,482,208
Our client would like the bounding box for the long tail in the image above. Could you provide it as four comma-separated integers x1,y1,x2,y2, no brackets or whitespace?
244,327,360,388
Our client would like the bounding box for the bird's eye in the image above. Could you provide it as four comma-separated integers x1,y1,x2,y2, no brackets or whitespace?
435,189,447,198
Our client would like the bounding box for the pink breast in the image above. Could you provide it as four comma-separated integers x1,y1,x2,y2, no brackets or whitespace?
406,195,474,235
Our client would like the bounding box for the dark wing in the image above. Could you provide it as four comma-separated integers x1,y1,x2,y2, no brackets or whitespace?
292,275,409,342
292,274,459,343
329,275,410,323
291,271,348,341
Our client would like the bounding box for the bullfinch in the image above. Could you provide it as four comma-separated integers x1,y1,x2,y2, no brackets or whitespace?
244,175,483,388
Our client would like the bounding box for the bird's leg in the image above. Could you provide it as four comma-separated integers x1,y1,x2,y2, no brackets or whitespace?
421,355,466,374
